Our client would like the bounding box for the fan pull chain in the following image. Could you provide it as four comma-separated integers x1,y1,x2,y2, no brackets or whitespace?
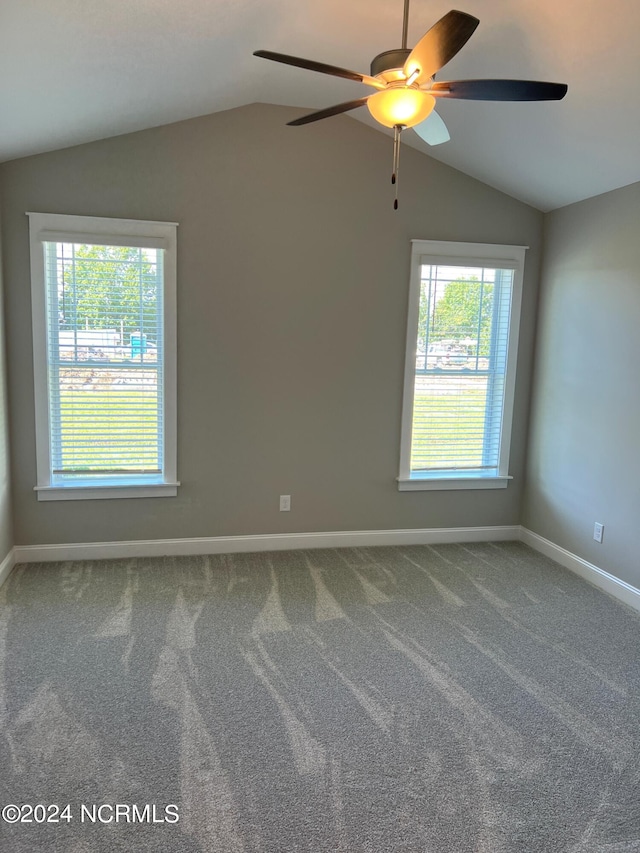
392,125,402,209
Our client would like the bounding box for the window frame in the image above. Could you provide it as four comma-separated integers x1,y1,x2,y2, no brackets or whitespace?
398,239,526,491
28,212,179,501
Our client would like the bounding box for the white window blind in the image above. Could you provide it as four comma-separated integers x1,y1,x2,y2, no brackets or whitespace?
412,263,513,472
399,241,525,490
28,213,178,500
45,241,164,479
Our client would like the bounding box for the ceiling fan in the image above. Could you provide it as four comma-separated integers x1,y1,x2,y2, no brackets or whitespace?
254,2,568,207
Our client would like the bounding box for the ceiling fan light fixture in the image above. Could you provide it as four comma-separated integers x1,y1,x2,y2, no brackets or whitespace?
367,88,435,129
255,5,567,208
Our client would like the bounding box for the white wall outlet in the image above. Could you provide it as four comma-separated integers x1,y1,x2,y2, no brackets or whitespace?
279,494,291,512
593,522,604,543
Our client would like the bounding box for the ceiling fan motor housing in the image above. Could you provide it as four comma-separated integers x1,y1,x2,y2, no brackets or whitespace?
370,49,411,78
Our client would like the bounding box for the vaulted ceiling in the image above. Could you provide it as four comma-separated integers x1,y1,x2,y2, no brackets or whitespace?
1,0,638,210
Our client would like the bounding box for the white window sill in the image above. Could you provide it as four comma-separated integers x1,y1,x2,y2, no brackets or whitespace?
397,474,512,491
34,482,179,501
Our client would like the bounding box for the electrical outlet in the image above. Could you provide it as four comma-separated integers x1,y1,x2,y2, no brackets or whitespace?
279,494,291,512
593,522,604,543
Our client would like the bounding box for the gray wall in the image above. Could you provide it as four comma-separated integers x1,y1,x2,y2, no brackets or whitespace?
0,103,543,547
524,181,640,586
0,205,13,561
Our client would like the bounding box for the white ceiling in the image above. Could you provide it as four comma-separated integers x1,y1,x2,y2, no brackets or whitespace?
1,0,639,210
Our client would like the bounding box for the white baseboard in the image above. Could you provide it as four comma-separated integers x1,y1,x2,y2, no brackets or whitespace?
0,547,16,589
520,527,640,614
13,525,521,564
6,527,640,616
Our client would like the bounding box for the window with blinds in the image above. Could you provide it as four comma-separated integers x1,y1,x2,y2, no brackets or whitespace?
399,241,525,491
28,213,178,501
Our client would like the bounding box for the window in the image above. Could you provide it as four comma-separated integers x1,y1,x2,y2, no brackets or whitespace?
28,213,178,501
398,240,526,490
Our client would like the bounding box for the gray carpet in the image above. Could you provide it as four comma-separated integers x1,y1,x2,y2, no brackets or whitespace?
1,541,640,852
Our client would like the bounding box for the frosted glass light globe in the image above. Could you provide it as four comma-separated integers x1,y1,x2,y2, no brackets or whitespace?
367,88,435,128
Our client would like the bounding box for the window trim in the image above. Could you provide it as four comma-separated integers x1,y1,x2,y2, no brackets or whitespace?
28,212,179,501
398,239,527,491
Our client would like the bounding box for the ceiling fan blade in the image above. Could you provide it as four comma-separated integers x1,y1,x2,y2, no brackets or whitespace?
431,79,568,100
287,97,370,126
254,50,384,89
404,11,479,84
412,110,450,146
